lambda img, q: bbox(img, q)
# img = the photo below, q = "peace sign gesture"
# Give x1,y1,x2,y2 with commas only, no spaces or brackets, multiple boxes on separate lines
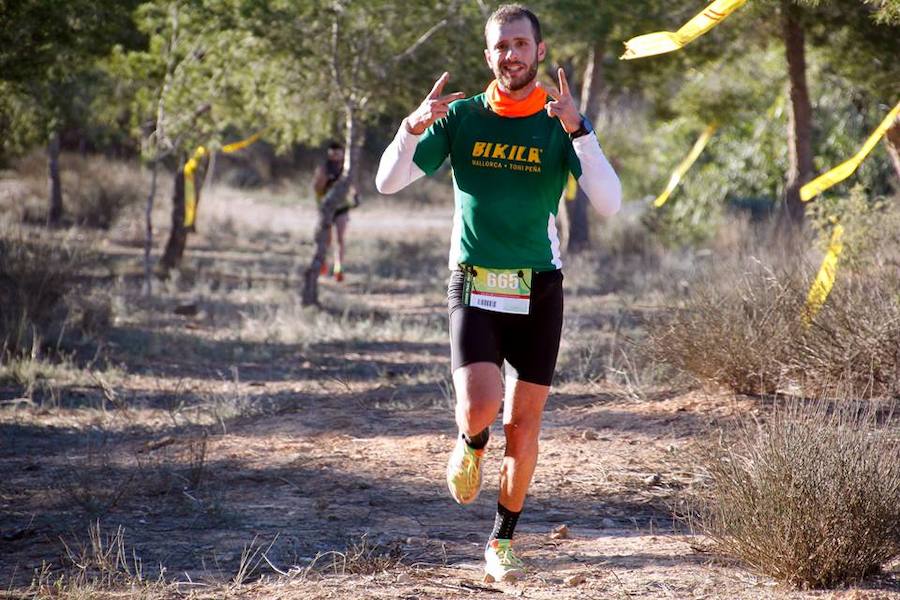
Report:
404,72,466,135
536,67,583,134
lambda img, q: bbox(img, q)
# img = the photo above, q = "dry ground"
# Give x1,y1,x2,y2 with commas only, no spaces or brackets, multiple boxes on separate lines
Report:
1,181,898,599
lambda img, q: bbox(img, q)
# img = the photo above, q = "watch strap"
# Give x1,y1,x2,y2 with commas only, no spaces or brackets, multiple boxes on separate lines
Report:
569,116,593,140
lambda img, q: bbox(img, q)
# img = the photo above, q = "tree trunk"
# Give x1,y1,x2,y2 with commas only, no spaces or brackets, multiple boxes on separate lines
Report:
302,105,359,306
564,45,605,255
199,150,218,225
47,131,63,226
885,119,900,184
143,158,159,297
580,43,605,124
159,165,188,274
781,2,813,229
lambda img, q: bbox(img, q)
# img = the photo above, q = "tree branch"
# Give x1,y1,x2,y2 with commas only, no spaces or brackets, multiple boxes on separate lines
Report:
390,0,462,65
390,17,450,64
329,15,352,105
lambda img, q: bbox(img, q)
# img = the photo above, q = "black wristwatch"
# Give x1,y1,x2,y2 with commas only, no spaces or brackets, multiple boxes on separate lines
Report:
568,116,593,140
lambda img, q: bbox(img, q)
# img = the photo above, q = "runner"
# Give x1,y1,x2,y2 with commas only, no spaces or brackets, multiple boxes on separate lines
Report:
375,4,621,582
313,142,358,282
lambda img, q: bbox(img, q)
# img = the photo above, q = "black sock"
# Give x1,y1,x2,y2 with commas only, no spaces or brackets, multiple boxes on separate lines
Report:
462,427,490,450
489,502,521,541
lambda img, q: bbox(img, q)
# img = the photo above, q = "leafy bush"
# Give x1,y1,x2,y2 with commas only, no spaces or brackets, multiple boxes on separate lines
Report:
702,399,900,589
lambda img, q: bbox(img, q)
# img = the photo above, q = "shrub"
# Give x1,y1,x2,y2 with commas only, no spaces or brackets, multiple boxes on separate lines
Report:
13,152,145,228
647,200,900,399
66,156,146,229
645,256,808,395
796,268,900,397
702,399,900,589
0,225,98,354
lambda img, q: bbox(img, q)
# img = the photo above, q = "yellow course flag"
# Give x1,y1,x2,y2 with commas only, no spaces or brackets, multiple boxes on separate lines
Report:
182,132,263,228
654,123,717,208
802,223,844,326
801,101,900,201
183,146,207,229
621,0,748,60
222,131,262,154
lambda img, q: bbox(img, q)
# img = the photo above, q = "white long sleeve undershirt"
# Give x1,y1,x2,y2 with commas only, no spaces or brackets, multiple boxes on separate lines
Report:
375,123,622,217
571,131,622,216
375,124,426,194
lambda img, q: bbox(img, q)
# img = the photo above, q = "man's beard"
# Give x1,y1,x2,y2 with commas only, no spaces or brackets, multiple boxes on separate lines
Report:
496,53,539,92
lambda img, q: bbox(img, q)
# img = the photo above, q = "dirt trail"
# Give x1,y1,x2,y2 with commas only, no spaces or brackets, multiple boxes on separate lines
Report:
2,197,898,599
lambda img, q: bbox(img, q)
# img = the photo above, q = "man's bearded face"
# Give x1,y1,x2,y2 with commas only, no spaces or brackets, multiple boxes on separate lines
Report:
485,18,544,92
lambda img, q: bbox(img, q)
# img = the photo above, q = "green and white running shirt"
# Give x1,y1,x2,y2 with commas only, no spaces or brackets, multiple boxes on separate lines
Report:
376,92,621,271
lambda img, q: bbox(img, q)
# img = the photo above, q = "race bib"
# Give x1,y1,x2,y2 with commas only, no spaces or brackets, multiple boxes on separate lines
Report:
463,266,532,315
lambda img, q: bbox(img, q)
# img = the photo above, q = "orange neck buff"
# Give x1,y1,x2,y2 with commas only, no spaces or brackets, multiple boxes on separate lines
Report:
485,79,547,118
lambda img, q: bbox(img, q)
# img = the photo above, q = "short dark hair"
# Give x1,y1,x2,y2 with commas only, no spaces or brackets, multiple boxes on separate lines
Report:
327,141,343,151
485,4,542,45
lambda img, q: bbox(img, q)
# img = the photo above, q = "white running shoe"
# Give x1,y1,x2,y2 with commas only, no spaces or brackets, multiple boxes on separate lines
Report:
483,538,525,583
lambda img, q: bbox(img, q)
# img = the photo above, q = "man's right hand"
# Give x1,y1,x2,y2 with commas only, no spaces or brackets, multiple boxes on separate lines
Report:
404,72,465,135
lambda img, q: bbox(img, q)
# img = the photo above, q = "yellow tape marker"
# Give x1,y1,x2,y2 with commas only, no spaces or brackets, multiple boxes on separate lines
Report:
183,146,207,229
802,223,844,326
801,101,900,201
222,131,262,154
654,123,717,208
182,132,263,228
621,0,748,60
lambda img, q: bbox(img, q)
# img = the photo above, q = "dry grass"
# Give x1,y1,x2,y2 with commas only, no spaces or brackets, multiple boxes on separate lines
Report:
0,225,93,355
314,535,405,577
11,152,146,229
645,256,807,395
24,523,167,599
7,161,900,599
646,205,900,399
794,268,900,397
21,528,402,599
701,397,900,589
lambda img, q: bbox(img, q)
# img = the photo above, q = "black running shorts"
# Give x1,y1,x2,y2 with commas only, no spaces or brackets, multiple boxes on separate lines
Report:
447,268,564,387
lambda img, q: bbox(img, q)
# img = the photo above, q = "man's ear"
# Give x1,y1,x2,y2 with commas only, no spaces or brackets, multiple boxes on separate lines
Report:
537,41,547,62
484,48,491,69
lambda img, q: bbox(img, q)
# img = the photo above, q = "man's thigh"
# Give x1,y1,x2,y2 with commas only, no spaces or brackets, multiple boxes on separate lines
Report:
503,270,564,387
448,270,505,372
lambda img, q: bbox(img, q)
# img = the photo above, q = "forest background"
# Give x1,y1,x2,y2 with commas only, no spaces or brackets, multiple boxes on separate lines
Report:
2,1,900,598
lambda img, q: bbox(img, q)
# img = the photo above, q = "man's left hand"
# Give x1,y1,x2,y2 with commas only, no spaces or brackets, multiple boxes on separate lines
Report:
537,68,582,134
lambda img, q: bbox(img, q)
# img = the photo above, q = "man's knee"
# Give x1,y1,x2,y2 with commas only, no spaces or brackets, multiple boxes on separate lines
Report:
453,362,502,428
457,398,498,427
503,417,542,445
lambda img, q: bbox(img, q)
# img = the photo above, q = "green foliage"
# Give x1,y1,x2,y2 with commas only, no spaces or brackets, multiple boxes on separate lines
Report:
0,83,42,163
0,0,144,160
214,0,488,145
807,185,900,267
631,11,896,244
0,0,897,213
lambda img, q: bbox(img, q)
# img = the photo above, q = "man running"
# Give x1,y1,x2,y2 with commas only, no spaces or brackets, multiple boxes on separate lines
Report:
313,142,357,282
375,4,621,582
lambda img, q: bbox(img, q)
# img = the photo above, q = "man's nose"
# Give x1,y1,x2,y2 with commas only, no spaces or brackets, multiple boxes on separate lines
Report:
503,47,521,62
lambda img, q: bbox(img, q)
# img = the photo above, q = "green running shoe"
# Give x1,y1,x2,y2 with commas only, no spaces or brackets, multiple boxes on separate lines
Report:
446,434,484,504
483,538,525,583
